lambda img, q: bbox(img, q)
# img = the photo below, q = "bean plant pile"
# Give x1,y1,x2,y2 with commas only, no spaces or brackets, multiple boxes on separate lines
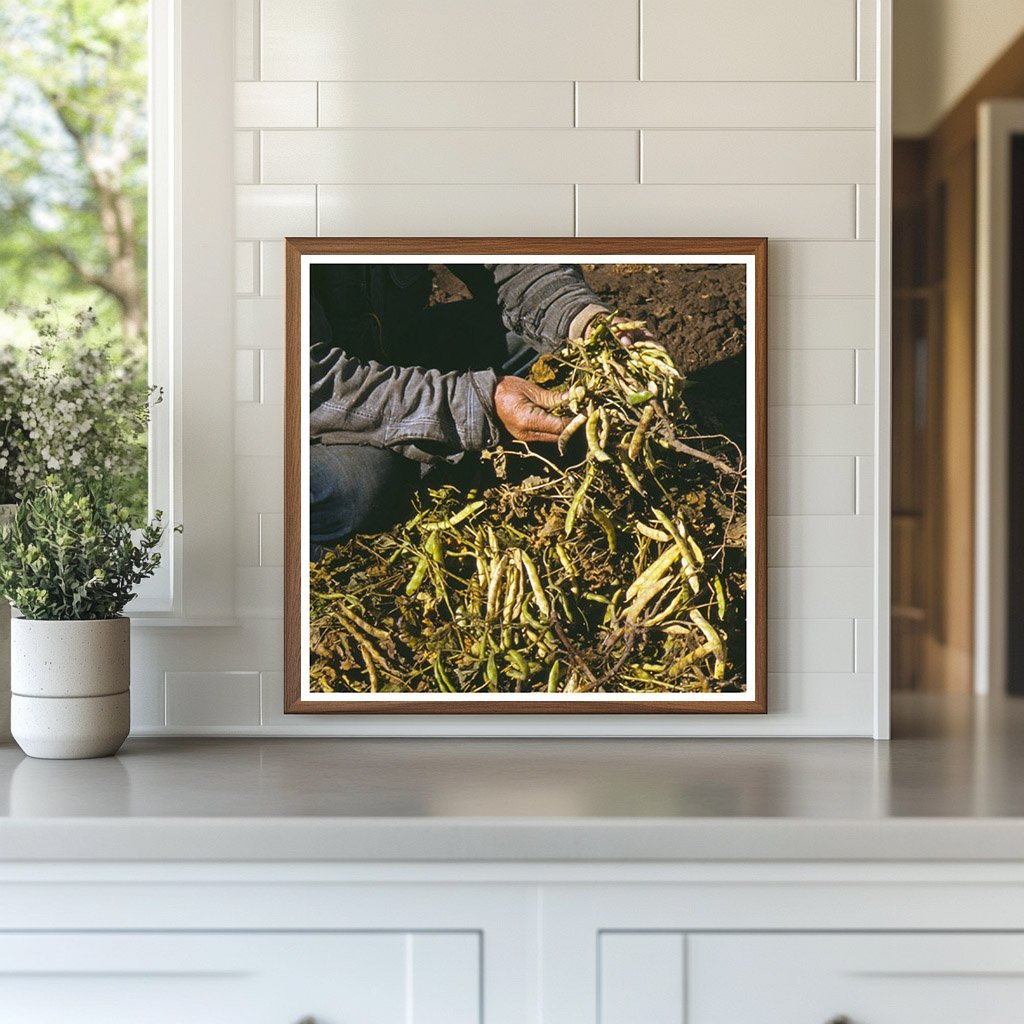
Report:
309,317,747,695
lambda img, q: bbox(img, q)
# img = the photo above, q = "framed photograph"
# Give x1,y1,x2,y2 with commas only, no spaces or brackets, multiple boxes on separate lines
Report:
285,238,766,714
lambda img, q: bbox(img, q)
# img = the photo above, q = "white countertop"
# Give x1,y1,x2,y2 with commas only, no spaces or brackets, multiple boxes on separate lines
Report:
1,693,1023,862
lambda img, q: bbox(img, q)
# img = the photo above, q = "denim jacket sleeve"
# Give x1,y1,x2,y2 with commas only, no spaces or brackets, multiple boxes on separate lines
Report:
486,264,608,353
309,344,500,465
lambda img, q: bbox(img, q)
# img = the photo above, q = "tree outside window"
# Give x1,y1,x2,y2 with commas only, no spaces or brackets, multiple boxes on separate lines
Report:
0,0,149,517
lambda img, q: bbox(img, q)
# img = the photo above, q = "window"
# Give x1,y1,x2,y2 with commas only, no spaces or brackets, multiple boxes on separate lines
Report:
2,0,237,621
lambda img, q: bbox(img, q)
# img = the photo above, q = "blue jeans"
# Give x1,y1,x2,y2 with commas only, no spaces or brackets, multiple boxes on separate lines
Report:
309,316,536,560
310,443,418,557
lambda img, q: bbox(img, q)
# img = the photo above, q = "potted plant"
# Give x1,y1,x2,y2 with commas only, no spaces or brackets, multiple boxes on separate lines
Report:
0,302,155,745
0,343,26,743
0,480,169,758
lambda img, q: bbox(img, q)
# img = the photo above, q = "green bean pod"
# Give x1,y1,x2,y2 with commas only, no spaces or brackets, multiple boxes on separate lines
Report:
689,608,727,680
547,660,564,692
485,552,508,623
557,412,588,454
564,465,595,536
628,404,655,461
620,461,645,496
520,551,551,619
433,658,456,693
421,499,485,531
405,554,430,596
586,409,612,463
593,508,617,553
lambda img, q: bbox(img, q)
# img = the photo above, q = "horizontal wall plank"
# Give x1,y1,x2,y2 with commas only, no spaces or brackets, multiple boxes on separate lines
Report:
235,349,258,403
260,349,285,405
235,241,255,294
578,82,874,129
261,0,638,81
770,297,875,348
234,131,256,184
856,182,876,238
768,515,873,567
165,672,262,727
235,298,285,350
767,457,855,515
261,130,638,184
319,82,574,128
235,456,283,513
856,348,874,403
235,404,284,458
259,513,285,567
856,455,875,514
770,405,874,455
260,240,285,298
769,350,856,405
768,241,874,296
858,0,877,81
768,619,855,673
763,672,874,730
855,618,873,673
643,130,874,185
236,185,316,237
235,566,284,618
235,0,256,81
318,184,575,235
577,184,855,238
642,0,857,82
235,82,317,128
236,511,260,567
769,567,873,619
256,669,873,733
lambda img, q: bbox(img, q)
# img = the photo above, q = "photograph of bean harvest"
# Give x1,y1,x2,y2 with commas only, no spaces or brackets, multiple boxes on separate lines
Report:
284,239,766,714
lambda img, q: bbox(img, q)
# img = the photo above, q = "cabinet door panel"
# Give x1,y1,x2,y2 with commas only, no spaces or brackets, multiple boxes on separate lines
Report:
0,932,480,1024
599,933,685,1024
689,934,1024,1024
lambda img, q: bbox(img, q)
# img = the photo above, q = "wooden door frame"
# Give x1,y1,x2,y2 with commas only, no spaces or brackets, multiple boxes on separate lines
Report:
975,100,1024,695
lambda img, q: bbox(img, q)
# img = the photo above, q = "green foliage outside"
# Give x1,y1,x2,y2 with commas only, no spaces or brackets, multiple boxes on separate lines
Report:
0,477,168,620
0,0,149,515
0,303,156,517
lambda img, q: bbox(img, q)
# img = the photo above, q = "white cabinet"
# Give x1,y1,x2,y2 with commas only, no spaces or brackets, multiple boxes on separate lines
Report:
594,933,1024,1024
540,870,1024,1023
0,932,480,1024
4,863,1024,1023
689,934,1024,1024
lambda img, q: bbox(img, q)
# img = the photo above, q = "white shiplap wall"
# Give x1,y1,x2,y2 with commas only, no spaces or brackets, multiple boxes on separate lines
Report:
132,0,885,737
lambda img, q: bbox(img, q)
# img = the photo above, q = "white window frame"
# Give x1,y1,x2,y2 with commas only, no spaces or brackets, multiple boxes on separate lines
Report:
974,100,1024,696
128,0,236,624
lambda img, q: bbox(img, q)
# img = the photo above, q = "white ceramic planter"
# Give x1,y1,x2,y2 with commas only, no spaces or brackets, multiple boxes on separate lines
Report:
10,617,130,759
0,502,15,744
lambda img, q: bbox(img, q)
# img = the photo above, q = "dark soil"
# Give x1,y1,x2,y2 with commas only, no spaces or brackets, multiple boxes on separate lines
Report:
580,263,746,374
581,263,747,446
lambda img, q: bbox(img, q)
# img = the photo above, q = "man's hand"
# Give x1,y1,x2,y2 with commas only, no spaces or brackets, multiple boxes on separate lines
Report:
494,377,569,443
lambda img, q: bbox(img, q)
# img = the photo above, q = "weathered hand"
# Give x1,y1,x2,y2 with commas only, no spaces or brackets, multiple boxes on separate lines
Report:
494,376,569,443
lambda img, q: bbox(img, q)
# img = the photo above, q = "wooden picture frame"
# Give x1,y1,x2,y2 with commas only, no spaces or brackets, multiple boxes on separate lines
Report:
285,238,767,714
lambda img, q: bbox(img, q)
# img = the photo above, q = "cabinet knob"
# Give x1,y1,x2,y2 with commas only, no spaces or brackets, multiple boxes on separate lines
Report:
826,1017,854,1024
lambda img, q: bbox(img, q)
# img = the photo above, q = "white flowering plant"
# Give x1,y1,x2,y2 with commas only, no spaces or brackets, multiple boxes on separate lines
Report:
0,303,156,519
0,478,171,620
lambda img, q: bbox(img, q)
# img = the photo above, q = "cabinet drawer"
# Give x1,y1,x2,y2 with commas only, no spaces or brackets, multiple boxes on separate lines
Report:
0,932,480,1024
688,933,1024,1024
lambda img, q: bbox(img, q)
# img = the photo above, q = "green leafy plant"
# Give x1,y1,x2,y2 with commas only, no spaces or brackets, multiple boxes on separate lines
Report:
0,302,155,516
0,478,172,620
